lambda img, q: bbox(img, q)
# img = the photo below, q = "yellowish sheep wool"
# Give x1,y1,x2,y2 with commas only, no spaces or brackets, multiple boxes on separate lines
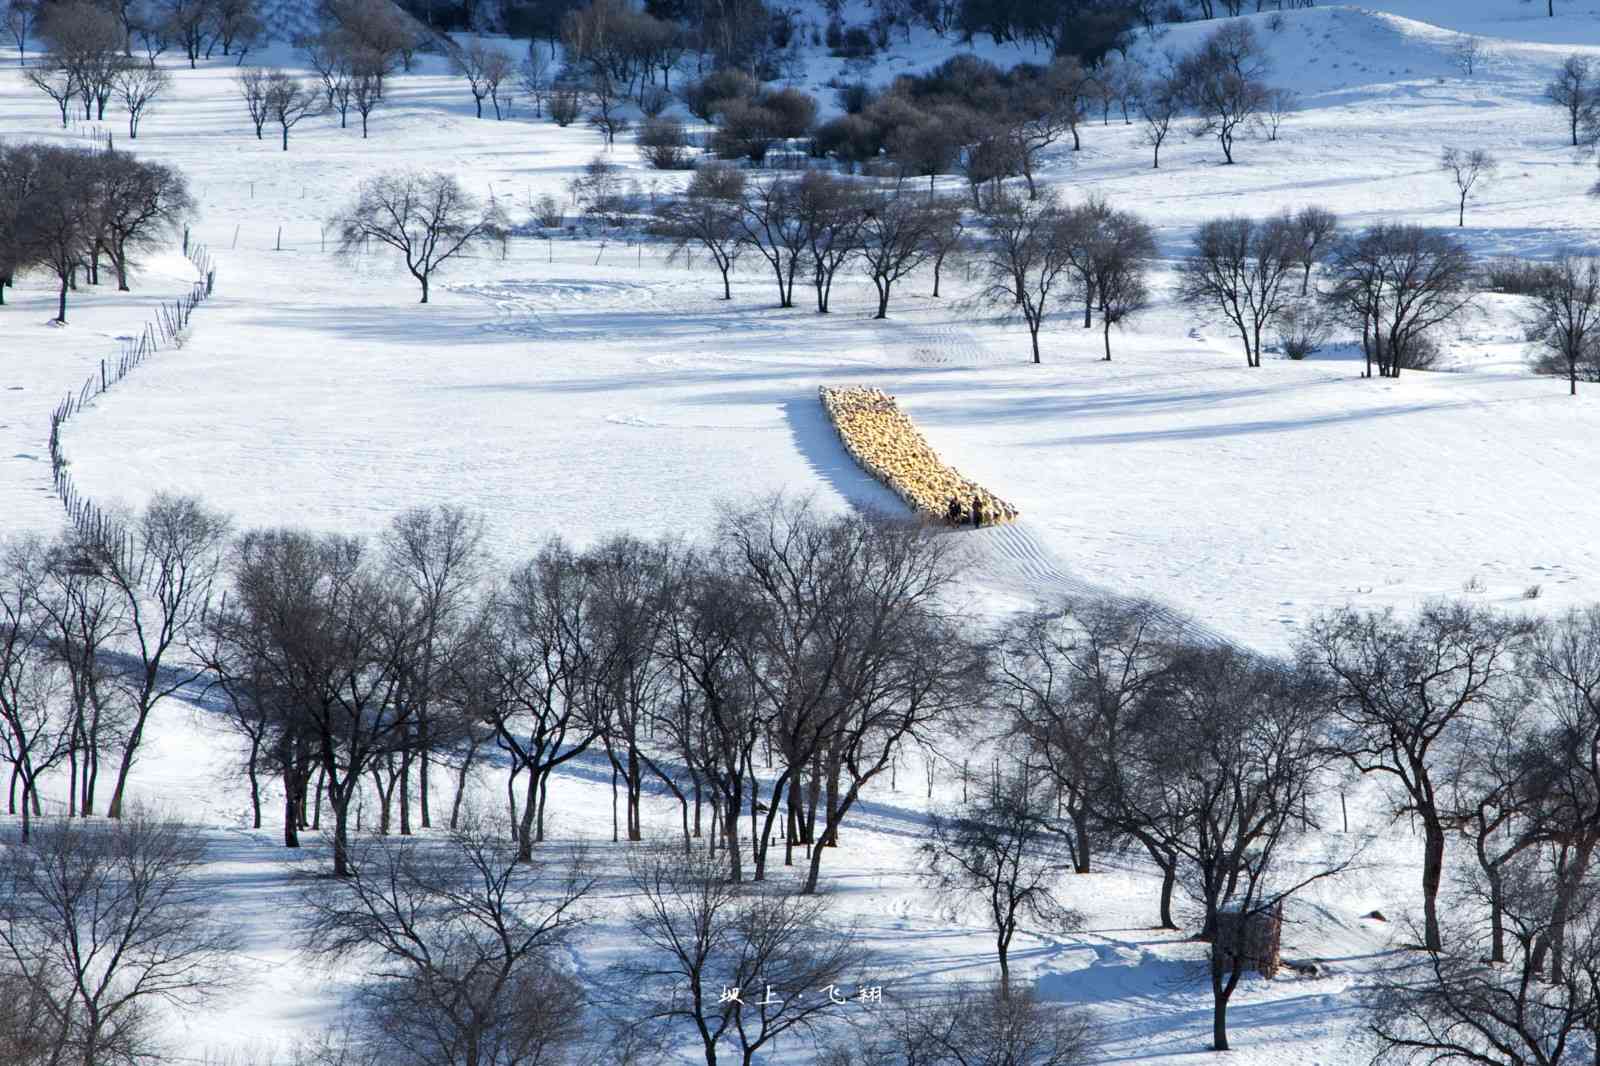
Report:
818,386,1018,526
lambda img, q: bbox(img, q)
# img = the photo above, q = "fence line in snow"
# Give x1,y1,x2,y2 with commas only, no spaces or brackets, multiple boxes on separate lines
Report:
47,244,218,559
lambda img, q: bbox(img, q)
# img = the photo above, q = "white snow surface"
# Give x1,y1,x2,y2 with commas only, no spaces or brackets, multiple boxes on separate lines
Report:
3,1,1600,1061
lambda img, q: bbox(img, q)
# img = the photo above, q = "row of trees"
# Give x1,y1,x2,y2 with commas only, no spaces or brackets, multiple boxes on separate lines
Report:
0,806,1094,1066
444,16,1284,188
15,488,1600,1060
324,160,1598,392
0,142,192,320
1175,207,1482,377
685,22,1287,185
952,593,1600,1056
21,0,175,135
1178,207,1600,391
654,163,964,315
0,496,227,836
656,165,1153,364
0,496,977,895
6,0,265,71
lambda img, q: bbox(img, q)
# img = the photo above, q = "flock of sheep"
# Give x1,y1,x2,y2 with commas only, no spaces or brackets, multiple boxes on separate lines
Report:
818,386,1019,527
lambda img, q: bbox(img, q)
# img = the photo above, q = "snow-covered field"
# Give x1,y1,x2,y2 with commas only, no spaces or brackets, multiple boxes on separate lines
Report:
6,0,1600,1061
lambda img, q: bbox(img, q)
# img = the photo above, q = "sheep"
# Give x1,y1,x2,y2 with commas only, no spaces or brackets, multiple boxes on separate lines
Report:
818,386,1019,526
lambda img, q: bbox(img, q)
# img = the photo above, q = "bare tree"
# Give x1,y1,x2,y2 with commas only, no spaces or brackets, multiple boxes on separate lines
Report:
460,539,602,861
1177,21,1270,164
38,1,120,120
1452,35,1487,77
31,534,126,823
1547,54,1598,147
980,190,1074,364
657,548,766,880
857,188,940,319
636,116,691,169
262,69,323,150
218,527,416,877
613,843,867,1066
212,0,262,60
1004,64,1082,199
717,496,971,893
300,29,353,116
518,42,550,116
131,12,167,66
25,64,77,127
926,199,965,299
330,170,506,303
1369,874,1600,1066
301,821,594,1066
157,0,212,68
1323,223,1476,378
1177,212,1301,367
736,176,810,308
236,66,270,139
585,69,629,146
956,114,1022,208
1528,254,1600,395
1291,204,1339,295
5,0,37,64
0,814,236,1066
1087,206,1156,361
452,39,513,119
922,772,1082,1000
1146,646,1341,1051
655,162,746,301
323,0,417,73
796,170,867,314
80,495,230,820
1441,146,1495,227
13,145,101,323
1257,86,1295,141
1138,69,1184,169
1301,602,1527,953
0,537,67,842
349,53,386,138
94,153,193,291
1005,598,1197,929
111,60,168,139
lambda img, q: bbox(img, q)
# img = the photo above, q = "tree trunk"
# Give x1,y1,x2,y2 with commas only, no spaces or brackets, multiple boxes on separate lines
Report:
247,734,262,829
418,751,431,829
517,769,539,862
1073,806,1092,872
997,931,1011,1000
107,703,157,819
1421,818,1445,952
330,787,353,877
1211,967,1231,1050
283,770,301,848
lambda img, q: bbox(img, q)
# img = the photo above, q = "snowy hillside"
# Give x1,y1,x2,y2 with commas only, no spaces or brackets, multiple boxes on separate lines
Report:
5,0,1600,1063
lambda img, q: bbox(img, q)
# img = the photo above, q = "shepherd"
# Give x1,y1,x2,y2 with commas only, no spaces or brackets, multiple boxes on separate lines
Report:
971,495,985,529
946,496,963,526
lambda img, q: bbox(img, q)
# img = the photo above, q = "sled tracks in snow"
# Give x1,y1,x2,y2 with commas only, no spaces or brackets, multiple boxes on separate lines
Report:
868,307,1239,647
965,521,1235,646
